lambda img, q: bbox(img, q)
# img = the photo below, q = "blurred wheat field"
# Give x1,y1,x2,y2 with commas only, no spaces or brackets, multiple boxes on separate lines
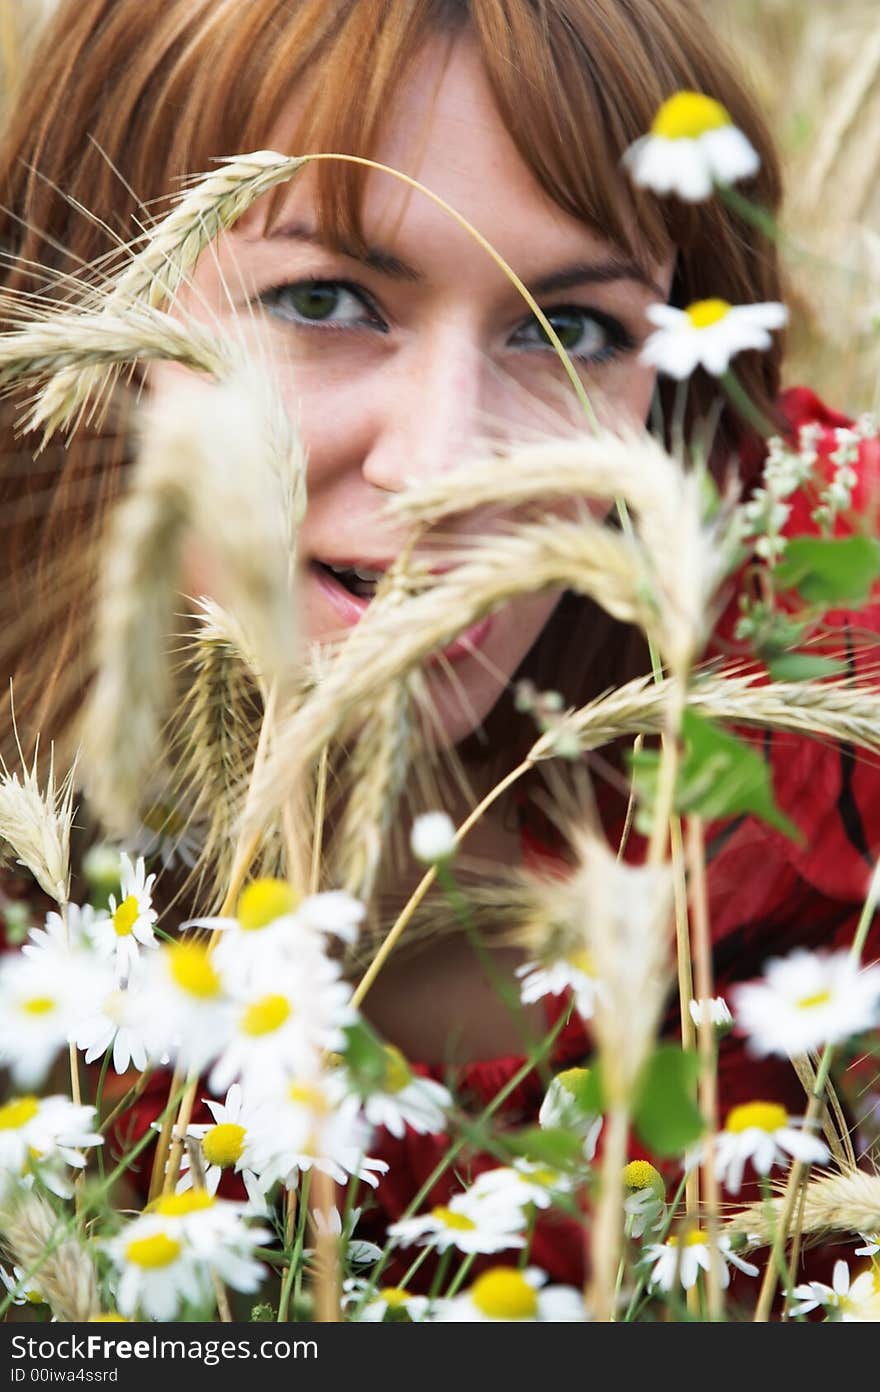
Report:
1,0,879,410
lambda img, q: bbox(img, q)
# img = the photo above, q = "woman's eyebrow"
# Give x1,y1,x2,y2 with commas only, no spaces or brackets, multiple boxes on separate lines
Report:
265,220,663,298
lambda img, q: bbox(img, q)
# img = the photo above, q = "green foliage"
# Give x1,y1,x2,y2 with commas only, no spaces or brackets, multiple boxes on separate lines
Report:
773,535,880,607
507,1126,586,1170
765,652,847,682
629,708,801,840
632,1046,704,1158
341,1019,390,1093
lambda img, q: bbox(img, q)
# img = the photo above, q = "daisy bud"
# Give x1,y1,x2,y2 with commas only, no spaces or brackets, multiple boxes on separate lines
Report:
410,812,457,865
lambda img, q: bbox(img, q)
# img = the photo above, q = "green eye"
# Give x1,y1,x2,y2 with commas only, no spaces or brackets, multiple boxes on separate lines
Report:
259,279,385,330
288,283,344,321
512,306,632,365
538,310,606,354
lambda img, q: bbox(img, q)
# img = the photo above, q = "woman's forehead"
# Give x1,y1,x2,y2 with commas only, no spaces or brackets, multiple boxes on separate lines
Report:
241,34,672,291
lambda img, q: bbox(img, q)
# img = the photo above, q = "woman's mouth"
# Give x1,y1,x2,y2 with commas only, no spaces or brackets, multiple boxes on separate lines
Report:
309,558,493,662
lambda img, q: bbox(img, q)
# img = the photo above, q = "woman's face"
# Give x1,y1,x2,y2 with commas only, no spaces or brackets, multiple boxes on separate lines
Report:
154,35,674,745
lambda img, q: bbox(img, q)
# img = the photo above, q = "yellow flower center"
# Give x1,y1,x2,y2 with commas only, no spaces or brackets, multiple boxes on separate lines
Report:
168,942,221,999
725,1101,788,1134
90,1314,127,1322
152,1190,215,1218
669,1230,708,1248
22,996,56,1016
242,993,291,1037
202,1122,246,1169
112,895,140,937
380,1287,411,1309
125,1233,181,1270
471,1268,538,1320
564,948,595,976
556,1066,590,1096
651,92,732,141
528,1167,560,1188
382,1045,413,1094
236,879,299,932
0,1097,40,1131
623,1160,666,1198
685,298,731,330
24,1288,45,1306
288,1082,330,1114
796,990,832,1011
430,1206,476,1232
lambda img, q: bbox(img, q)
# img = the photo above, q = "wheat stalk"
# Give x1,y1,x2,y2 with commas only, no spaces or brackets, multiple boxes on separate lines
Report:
30,152,310,437
0,1192,99,1322
0,740,75,903
727,1166,880,1244
81,363,303,839
0,304,236,439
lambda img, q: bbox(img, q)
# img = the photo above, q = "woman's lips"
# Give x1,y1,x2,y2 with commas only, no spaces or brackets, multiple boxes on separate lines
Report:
310,561,493,663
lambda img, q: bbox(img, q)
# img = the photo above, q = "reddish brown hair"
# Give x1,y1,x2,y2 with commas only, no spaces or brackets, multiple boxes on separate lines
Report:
0,0,783,782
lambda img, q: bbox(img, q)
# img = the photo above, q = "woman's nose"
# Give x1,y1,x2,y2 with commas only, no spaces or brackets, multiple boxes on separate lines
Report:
359,326,486,495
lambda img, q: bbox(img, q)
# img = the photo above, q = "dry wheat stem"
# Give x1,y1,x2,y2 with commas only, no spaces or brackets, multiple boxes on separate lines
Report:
727,1167,880,1244
686,813,725,1318
79,432,190,838
0,1191,98,1322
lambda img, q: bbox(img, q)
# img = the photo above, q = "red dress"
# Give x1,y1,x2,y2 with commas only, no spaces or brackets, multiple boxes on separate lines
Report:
10,388,880,1298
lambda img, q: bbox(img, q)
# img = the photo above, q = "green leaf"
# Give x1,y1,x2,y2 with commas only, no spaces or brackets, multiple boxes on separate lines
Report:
774,535,880,607
633,1045,704,1158
341,1020,389,1092
506,1127,586,1170
629,709,802,841
766,653,847,682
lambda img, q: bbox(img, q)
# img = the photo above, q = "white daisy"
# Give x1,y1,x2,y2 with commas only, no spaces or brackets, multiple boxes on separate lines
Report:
641,298,788,380
0,950,108,1087
517,950,601,1022
244,1078,388,1191
74,978,156,1075
90,853,158,981
307,1207,383,1267
731,948,880,1057
387,1189,526,1256
105,1218,213,1321
22,902,103,960
469,1159,577,1212
538,1067,602,1158
357,1045,451,1139
0,1095,102,1200
132,939,233,1076
855,1234,880,1257
432,1266,585,1322
106,1192,272,1321
185,878,305,984
790,1260,880,1321
296,890,366,948
0,1264,47,1308
208,958,354,1096
342,1277,431,1322
177,1085,269,1213
410,812,457,864
689,996,733,1032
622,90,760,202
703,1100,829,1195
644,1230,759,1292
